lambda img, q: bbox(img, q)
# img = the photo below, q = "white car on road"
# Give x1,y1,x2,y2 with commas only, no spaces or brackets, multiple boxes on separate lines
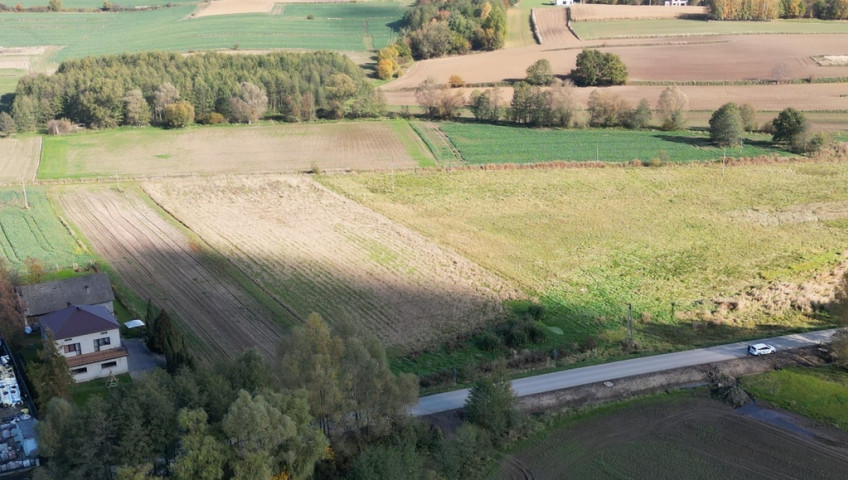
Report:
747,343,776,356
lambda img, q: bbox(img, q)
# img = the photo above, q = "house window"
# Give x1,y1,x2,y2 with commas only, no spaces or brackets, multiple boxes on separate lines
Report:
71,367,87,375
101,361,117,369
64,343,80,355
94,337,111,351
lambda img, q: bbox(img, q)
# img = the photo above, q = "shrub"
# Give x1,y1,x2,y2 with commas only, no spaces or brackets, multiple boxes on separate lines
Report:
164,101,194,128
709,102,744,147
476,331,503,352
448,74,465,88
197,112,226,125
0,112,15,137
46,118,75,135
525,323,547,344
306,13,314,19
772,107,809,153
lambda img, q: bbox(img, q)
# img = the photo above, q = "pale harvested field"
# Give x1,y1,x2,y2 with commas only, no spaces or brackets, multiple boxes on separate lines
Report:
533,8,579,46
384,82,848,114
0,137,40,183
569,4,708,21
55,187,286,361
193,0,358,17
0,46,47,70
143,175,519,349
49,122,426,177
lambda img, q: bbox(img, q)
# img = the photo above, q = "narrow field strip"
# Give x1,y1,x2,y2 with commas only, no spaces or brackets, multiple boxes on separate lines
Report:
0,137,41,184
143,175,520,349
55,187,286,362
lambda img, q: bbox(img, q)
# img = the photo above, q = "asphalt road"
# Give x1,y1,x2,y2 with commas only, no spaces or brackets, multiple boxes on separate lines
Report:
411,329,838,416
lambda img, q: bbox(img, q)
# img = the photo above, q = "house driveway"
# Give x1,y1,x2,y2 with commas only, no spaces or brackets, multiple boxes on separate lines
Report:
124,338,164,380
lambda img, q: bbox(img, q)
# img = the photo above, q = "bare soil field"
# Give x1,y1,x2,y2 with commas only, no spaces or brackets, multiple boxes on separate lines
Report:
384,82,848,114
142,175,520,349
532,8,579,46
55,187,287,362
43,122,428,178
0,137,40,184
569,4,708,21
0,46,48,70
383,34,848,90
492,393,848,479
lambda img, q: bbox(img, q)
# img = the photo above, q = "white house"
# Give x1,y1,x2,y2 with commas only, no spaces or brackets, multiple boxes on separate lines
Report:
555,0,574,5
39,305,128,383
664,0,688,5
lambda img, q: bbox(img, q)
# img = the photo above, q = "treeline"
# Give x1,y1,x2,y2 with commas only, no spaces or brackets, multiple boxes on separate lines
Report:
401,0,512,59
708,0,848,19
33,314,426,480
9,51,383,131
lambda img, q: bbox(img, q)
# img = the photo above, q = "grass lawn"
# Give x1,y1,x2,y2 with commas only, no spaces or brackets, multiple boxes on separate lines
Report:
0,3,405,62
740,366,848,430
0,68,24,97
571,18,848,40
439,122,790,164
322,162,848,368
506,0,548,48
70,372,132,406
14,0,196,7
0,188,93,272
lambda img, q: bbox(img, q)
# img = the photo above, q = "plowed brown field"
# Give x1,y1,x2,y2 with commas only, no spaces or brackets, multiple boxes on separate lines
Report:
55,187,286,362
0,137,40,184
569,4,708,21
533,8,578,46
143,175,520,349
381,34,848,113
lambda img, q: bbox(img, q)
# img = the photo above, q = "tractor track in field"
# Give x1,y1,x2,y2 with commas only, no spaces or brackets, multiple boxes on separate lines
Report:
55,187,285,362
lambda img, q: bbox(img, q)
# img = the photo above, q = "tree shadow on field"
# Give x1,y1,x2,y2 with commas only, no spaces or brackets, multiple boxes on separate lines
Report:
653,133,778,152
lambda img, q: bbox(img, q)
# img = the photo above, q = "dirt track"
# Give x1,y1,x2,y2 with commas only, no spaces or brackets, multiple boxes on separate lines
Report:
55,187,286,362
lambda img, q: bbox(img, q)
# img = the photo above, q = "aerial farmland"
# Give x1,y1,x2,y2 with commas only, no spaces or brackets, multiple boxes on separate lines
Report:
2,0,848,477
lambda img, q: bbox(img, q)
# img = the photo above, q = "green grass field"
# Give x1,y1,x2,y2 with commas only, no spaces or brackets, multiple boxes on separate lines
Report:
13,0,196,8
0,188,93,271
0,68,24,97
741,366,848,430
506,0,547,47
571,18,848,40
322,162,848,359
0,4,404,62
439,122,790,164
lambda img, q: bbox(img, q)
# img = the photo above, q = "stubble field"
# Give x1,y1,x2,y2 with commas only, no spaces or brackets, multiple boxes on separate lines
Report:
55,187,290,361
142,175,519,349
0,137,40,183
568,4,708,21
39,121,432,179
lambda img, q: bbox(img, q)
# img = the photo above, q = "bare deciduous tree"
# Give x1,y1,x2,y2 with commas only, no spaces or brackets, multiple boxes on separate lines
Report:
229,82,268,124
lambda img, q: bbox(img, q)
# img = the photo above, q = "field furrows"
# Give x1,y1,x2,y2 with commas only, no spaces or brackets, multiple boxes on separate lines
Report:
55,188,285,361
532,8,578,46
143,175,520,348
0,137,40,184
569,4,708,21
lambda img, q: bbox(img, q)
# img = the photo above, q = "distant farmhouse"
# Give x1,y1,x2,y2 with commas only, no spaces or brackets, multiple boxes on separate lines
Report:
555,0,574,5
16,274,129,383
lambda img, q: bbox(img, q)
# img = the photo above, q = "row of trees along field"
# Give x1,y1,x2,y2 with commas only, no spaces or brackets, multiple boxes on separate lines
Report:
707,0,848,19
7,51,384,131
402,0,511,59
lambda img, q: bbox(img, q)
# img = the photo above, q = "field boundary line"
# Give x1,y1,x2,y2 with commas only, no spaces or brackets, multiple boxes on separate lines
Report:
530,9,542,45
